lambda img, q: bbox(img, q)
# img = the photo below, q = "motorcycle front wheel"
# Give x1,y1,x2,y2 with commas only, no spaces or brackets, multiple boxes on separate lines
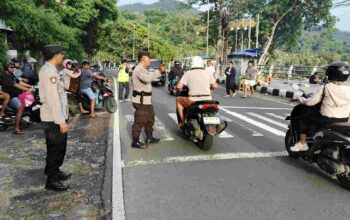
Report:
104,97,117,113
337,173,350,190
198,133,213,151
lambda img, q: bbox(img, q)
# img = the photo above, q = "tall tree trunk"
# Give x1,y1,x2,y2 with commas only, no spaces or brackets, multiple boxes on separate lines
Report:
215,1,223,76
258,0,299,65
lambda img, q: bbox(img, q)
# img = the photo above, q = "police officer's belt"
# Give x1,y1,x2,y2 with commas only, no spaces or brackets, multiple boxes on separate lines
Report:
133,90,152,105
190,94,211,97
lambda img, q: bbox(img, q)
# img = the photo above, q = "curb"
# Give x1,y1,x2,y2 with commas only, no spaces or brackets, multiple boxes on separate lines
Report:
256,86,302,100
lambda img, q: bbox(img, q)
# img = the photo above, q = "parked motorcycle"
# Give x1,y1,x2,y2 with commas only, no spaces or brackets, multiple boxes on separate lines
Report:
285,84,350,189
80,76,117,113
175,89,227,150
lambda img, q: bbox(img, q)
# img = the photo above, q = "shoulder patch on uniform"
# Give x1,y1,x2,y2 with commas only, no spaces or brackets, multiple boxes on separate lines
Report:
50,76,57,84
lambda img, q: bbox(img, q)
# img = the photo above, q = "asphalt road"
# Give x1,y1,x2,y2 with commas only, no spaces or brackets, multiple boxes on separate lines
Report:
112,75,350,220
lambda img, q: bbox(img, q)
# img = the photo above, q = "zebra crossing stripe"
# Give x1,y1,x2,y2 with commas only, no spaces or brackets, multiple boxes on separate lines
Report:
220,108,286,137
265,113,287,120
217,113,233,122
167,113,234,139
247,112,288,129
124,114,174,141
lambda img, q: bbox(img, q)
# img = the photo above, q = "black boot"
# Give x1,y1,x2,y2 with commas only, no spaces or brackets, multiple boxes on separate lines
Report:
56,171,72,181
45,177,69,191
131,138,147,149
146,134,160,145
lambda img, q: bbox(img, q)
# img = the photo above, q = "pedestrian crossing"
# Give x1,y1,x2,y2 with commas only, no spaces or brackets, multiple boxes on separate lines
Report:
123,109,291,141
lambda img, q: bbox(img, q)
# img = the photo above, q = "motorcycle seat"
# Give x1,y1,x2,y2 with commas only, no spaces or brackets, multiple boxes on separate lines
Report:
192,100,219,105
324,122,350,135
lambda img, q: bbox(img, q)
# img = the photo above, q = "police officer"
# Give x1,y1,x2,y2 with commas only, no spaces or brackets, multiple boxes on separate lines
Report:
39,45,71,191
117,59,131,102
131,51,166,149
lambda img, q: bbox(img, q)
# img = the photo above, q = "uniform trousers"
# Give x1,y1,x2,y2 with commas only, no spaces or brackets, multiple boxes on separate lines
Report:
132,103,155,139
43,122,68,179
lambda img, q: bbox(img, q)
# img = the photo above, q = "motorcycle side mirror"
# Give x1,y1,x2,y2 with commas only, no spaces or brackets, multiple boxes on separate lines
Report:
292,84,299,90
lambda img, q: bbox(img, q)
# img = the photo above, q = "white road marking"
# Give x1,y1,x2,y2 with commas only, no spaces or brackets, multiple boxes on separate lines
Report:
247,112,288,129
112,78,126,220
122,151,289,168
217,113,233,122
236,122,264,137
220,108,286,137
255,95,295,107
168,113,234,138
125,114,175,141
265,113,287,120
220,106,292,110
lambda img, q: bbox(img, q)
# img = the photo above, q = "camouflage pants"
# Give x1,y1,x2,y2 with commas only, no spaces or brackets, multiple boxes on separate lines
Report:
132,103,155,139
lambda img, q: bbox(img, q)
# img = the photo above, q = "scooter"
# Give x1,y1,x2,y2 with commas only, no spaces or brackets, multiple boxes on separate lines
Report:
80,76,117,113
285,84,350,189
175,89,227,150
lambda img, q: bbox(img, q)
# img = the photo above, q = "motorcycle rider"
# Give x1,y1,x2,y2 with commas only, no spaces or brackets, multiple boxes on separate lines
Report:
176,56,218,128
80,61,107,118
290,61,350,152
0,62,34,134
168,60,184,90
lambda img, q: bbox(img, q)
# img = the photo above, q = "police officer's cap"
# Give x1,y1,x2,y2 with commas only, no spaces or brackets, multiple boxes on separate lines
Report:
42,44,63,61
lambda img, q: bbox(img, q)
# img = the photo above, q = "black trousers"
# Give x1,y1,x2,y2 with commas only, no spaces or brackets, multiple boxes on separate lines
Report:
43,122,68,179
118,82,130,100
132,103,155,140
226,76,236,95
299,112,348,136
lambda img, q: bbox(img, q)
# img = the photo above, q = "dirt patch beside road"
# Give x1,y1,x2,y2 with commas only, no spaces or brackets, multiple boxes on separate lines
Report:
0,111,112,219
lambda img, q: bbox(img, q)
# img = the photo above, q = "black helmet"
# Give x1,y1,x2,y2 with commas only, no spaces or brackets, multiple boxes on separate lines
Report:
326,61,350,82
3,62,15,71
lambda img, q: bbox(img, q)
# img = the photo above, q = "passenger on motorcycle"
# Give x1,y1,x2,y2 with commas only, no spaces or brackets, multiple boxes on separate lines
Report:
0,62,34,134
80,61,107,118
290,61,350,152
176,56,218,128
168,60,184,90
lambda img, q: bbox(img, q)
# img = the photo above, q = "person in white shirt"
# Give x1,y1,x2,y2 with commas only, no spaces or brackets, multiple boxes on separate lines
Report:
205,60,216,79
291,61,350,152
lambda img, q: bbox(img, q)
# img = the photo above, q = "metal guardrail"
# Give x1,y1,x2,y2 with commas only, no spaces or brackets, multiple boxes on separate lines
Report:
256,65,326,80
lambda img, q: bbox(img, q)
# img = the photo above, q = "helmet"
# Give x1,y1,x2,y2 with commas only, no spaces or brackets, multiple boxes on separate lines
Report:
174,60,181,65
326,61,350,82
63,59,73,68
191,56,204,69
3,62,15,71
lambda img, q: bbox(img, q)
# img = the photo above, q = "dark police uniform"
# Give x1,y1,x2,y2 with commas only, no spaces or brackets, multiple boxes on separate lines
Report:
131,64,161,144
39,62,69,182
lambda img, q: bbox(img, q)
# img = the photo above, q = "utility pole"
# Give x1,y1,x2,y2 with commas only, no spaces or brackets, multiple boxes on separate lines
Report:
132,27,136,60
147,20,150,51
235,28,238,52
206,0,210,56
256,14,260,48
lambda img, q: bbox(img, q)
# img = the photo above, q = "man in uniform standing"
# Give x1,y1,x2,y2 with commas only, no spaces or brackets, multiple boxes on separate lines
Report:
131,51,166,149
39,45,70,191
117,59,131,102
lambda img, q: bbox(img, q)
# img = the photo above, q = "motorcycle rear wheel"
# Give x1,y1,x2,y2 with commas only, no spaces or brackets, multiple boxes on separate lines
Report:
0,123,8,131
104,97,117,113
285,129,299,159
198,133,213,151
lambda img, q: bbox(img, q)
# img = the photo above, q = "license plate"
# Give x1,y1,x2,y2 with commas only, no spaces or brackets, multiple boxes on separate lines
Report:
203,117,221,125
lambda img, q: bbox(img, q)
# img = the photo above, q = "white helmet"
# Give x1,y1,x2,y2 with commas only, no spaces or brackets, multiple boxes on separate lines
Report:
191,56,204,69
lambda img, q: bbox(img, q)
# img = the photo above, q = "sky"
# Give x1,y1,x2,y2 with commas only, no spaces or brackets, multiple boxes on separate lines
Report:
118,0,350,32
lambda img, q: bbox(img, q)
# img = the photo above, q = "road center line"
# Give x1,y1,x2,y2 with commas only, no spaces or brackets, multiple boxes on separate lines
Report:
122,151,289,168
112,78,126,220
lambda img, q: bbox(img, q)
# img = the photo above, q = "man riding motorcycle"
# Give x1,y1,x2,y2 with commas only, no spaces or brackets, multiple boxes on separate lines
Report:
290,61,350,152
176,56,218,128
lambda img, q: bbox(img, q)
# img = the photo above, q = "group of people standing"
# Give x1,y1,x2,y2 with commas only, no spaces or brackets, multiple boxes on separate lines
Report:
224,60,258,98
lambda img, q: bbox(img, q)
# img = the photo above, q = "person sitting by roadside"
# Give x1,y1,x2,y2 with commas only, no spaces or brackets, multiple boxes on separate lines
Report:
0,62,34,134
60,59,88,114
242,61,258,98
80,61,107,118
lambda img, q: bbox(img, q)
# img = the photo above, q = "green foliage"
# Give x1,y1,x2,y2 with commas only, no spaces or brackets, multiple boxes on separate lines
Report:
0,0,118,61
0,33,7,70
